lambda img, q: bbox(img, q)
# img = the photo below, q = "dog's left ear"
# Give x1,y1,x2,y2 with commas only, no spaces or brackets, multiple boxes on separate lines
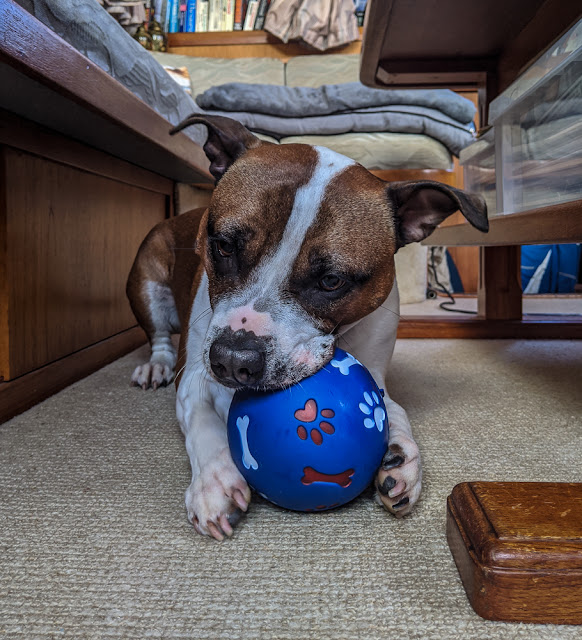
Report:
170,114,262,183
386,180,488,247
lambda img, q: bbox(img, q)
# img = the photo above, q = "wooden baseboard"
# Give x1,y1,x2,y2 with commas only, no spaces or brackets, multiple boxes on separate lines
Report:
2,316,578,423
397,316,582,339
0,327,147,424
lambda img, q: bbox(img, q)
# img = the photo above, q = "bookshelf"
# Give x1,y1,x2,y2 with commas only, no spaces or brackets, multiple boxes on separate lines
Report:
167,28,363,58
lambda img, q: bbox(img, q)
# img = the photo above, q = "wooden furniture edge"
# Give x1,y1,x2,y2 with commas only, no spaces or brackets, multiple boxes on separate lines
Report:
496,0,582,95
0,110,174,196
397,316,582,339
370,168,456,184
375,62,489,91
423,199,582,247
0,327,147,424
359,0,392,87
0,0,212,184
0,149,7,379
168,27,363,47
446,482,582,625
360,0,582,96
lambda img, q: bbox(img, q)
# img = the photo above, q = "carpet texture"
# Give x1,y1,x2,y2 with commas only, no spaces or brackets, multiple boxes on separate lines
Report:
1,340,581,639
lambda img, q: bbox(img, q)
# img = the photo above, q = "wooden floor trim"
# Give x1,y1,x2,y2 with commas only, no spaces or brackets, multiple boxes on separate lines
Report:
0,327,147,424
397,316,582,339
2,317,578,423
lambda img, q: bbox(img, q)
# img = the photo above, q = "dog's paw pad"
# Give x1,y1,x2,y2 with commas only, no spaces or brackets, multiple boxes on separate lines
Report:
374,439,421,517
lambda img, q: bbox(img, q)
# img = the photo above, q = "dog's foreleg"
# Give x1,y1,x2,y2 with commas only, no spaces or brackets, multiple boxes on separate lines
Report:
374,396,422,517
337,284,422,517
176,365,251,541
129,281,179,389
126,223,181,390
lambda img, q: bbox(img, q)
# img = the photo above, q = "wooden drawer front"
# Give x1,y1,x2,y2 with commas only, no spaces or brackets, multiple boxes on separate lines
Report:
1,147,166,380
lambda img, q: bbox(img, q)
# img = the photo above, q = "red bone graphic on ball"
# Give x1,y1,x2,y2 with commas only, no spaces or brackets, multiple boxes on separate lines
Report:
301,467,355,488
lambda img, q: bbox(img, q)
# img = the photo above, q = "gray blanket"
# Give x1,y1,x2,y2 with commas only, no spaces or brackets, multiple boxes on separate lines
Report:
196,83,476,155
197,82,476,123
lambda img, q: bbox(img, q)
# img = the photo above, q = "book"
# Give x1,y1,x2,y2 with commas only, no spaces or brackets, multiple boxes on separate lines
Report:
225,0,235,31
243,0,258,30
167,0,180,33
233,0,247,30
253,0,269,30
178,2,188,31
186,0,197,32
208,0,222,31
196,0,209,31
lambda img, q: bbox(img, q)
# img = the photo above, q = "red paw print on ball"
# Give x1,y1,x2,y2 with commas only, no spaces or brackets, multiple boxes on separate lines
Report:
295,399,335,445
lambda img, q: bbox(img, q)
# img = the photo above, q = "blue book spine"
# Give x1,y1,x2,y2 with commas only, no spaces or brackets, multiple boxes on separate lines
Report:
186,0,197,32
168,0,180,33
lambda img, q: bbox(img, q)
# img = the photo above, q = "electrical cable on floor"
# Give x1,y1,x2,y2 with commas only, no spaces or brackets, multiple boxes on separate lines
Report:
428,247,477,315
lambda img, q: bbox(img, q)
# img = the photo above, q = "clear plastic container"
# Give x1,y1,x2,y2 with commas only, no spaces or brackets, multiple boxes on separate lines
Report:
487,18,582,215
459,132,497,215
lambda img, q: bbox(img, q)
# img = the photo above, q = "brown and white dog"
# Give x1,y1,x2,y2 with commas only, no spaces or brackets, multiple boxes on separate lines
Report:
127,115,488,540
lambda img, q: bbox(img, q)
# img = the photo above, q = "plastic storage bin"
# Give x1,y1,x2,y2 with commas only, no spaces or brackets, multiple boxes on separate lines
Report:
487,18,582,215
459,133,497,215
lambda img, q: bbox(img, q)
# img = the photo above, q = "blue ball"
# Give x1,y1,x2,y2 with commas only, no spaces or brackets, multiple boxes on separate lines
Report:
227,348,389,512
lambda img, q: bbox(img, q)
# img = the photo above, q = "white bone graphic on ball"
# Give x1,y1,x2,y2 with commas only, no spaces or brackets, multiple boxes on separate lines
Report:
236,415,258,470
330,353,361,376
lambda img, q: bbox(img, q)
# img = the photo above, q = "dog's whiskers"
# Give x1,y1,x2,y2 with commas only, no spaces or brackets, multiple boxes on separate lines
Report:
188,306,212,329
174,362,188,381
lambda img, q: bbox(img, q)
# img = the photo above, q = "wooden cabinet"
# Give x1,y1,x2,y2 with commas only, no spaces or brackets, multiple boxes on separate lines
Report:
0,0,214,422
1,140,168,381
0,114,173,420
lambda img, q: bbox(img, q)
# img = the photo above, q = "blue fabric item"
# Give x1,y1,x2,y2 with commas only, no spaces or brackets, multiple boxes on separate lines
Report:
521,244,581,293
446,250,464,293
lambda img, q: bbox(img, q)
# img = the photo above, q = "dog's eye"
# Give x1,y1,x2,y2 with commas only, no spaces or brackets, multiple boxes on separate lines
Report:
319,274,346,292
215,239,235,258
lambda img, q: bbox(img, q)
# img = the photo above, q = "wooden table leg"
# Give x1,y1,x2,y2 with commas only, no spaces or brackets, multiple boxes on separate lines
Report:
477,246,522,320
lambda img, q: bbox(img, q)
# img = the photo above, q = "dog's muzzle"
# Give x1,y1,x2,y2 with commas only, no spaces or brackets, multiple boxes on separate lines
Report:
209,328,266,388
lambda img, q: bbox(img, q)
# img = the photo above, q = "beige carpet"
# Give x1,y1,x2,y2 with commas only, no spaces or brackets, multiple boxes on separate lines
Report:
1,340,581,639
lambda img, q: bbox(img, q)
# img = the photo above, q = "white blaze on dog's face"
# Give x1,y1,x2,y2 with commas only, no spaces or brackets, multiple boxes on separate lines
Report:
198,143,399,389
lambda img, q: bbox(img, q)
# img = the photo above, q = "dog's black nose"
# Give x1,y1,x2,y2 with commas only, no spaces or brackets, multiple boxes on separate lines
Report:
209,331,265,387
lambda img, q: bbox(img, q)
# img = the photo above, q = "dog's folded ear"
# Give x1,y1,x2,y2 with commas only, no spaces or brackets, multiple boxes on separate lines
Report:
170,114,262,183
385,180,489,248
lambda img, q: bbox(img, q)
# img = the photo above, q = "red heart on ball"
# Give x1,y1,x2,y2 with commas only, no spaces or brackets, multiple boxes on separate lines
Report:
294,398,317,422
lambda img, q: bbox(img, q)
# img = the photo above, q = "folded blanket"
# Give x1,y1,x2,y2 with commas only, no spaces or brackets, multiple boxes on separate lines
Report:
196,82,476,124
200,104,476,156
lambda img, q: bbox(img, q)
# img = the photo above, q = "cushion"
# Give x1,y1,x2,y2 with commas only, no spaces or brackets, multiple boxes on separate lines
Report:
285,54,360,87
149,53,285,95
280,132,452,170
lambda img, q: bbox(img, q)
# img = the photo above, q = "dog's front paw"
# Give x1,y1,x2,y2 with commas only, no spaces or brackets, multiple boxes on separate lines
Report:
131,361,174,390
374,437,422,517
185,449,252,541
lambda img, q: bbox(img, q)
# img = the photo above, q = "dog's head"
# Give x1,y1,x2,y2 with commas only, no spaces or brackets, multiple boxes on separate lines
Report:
172,115,488,390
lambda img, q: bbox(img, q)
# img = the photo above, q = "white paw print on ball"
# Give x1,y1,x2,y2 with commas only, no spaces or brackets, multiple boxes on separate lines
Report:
359,391,386,432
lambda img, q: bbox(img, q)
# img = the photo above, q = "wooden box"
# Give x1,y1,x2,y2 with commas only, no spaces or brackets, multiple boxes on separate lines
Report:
446,482,582,624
